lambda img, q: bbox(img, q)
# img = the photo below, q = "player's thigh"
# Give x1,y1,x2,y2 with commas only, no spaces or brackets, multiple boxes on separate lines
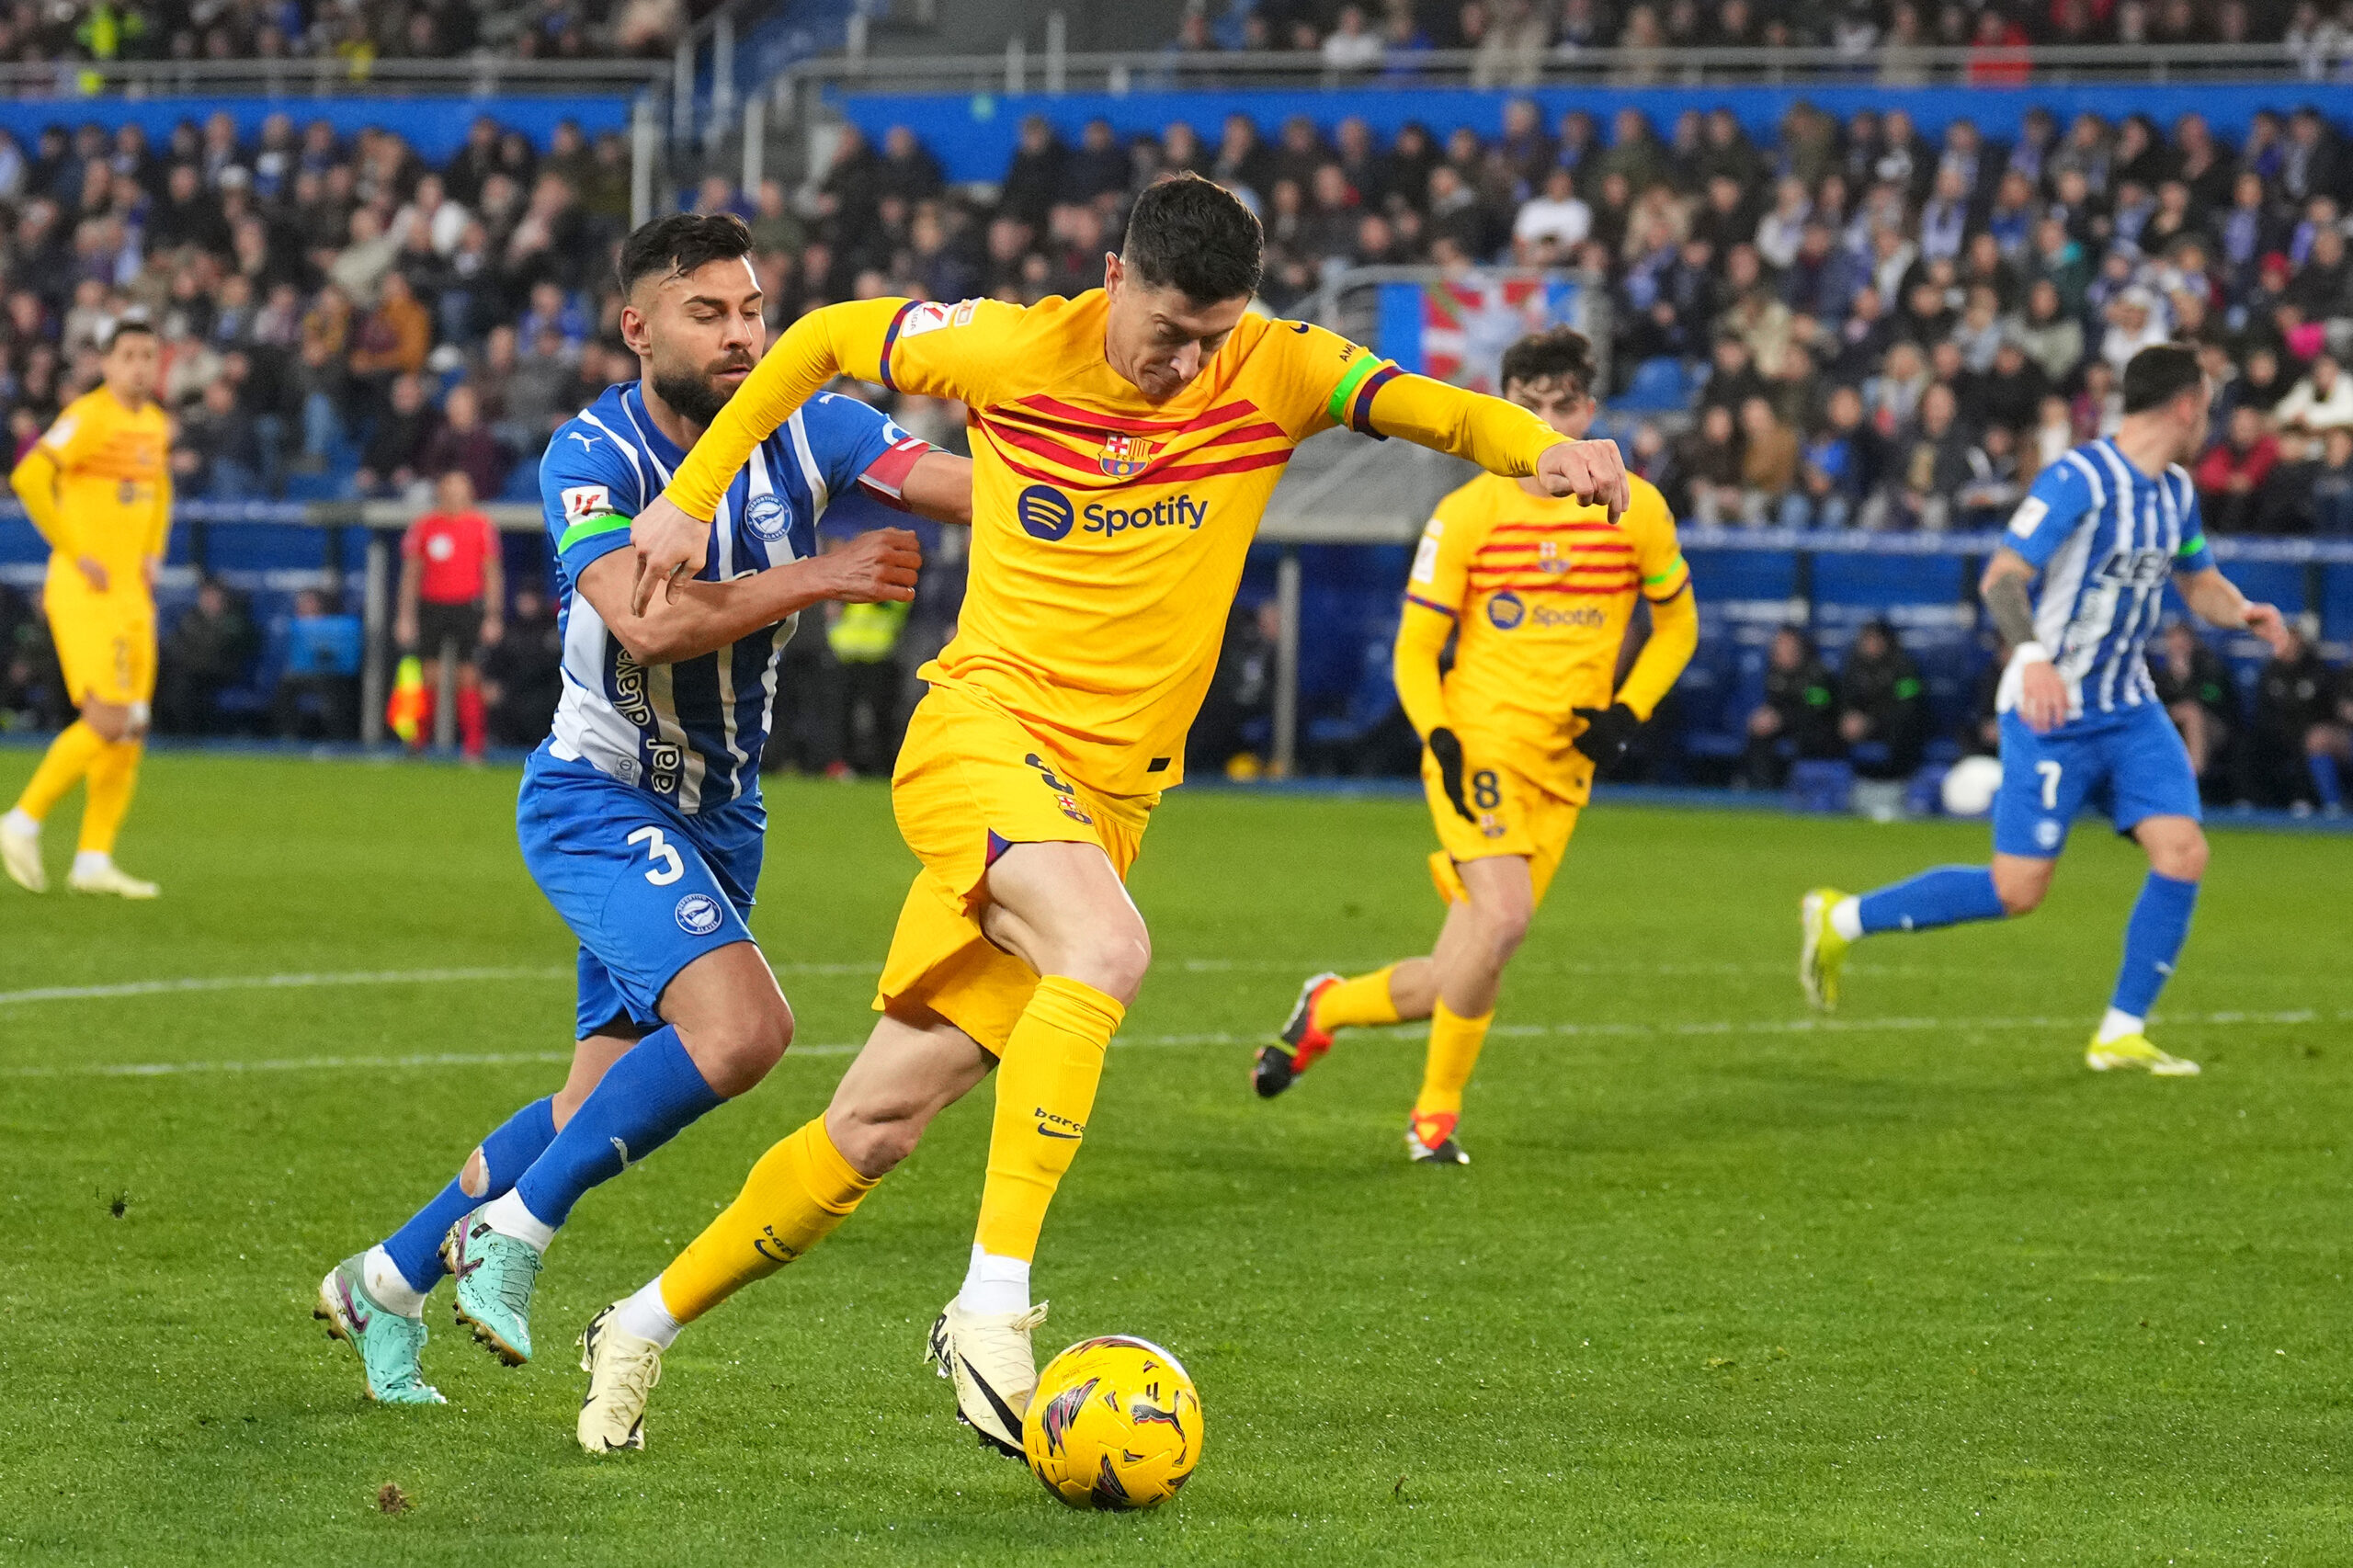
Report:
1991,713,2104,859
517,758,757,1035
1453,853,1537,938
983,839,1149,987
54,609,151,720
1422,755,1545,903
2109,703,2206,848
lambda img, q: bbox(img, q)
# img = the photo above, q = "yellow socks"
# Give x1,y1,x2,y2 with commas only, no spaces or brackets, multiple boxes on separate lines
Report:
13,720,108,822
974,974,1125,1262
76,738,142,855
656,1117,878,1324
1313,964,1402,1032
1414,1000,1495,1123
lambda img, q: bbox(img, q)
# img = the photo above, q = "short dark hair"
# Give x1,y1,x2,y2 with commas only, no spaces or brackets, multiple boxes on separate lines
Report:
104,319,155,348
2120,342,2205,414
616,211,755,297
1120,173,1262,303
1500,327,1598,402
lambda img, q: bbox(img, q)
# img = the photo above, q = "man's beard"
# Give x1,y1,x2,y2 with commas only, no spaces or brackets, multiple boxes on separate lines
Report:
651,366,741,428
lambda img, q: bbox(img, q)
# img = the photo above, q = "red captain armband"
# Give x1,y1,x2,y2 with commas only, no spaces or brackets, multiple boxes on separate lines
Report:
855,435,934,511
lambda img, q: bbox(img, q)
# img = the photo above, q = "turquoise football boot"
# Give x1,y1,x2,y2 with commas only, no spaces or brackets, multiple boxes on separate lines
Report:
443,1211,543,1365
314,1254,445,1404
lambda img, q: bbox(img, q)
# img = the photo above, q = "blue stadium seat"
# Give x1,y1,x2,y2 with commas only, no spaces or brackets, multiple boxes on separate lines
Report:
1787,758,1855,813
1613,357,1694,414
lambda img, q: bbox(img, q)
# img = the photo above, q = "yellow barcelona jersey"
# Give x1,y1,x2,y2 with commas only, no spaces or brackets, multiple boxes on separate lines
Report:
1407,471,1688,788
28,385,172,598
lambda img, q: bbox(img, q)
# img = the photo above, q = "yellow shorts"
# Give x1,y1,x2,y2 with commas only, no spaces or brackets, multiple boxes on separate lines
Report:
50,597,156,709
874,684,1156,1055
1421,748,1585,907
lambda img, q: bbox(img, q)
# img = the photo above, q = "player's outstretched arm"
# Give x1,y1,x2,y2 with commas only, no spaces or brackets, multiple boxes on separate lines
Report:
632,297,908,613
2176,566,2293,656
1365,373,1629,521
583,526,920,666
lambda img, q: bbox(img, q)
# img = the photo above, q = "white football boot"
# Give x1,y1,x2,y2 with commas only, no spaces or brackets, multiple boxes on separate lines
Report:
1,812,45,892
66,854,158,899
576,1304,664,1453
926,1297,1049,1458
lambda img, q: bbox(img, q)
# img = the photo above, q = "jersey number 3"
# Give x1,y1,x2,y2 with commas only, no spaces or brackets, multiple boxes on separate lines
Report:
629,824,685,886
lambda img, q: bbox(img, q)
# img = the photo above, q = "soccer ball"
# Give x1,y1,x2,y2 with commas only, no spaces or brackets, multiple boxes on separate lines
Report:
1940,754,2004,817
1022,1335,1202,1510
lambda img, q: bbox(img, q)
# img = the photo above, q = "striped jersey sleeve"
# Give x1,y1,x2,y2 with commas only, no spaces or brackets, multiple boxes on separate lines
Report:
540,415,651,578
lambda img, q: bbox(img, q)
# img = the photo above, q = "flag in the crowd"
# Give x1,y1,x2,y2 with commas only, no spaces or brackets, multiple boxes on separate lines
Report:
1377,277,1586,393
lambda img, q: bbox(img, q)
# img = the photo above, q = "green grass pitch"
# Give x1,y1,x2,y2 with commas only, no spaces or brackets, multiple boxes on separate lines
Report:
1,751,2348,1565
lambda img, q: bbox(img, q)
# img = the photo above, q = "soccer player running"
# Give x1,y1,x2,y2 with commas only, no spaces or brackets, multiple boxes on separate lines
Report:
573,175,1628,1456
1256,328,1698,1165
314,212,972,1404
2,322,171,899
1802,344,2292,1074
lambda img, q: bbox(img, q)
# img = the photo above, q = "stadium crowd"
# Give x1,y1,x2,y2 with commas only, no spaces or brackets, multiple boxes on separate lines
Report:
0,0,697,69
1169,0,2342,70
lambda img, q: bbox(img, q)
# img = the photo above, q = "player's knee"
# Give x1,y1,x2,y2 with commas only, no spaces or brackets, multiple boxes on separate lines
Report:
825,1094,927,1177
84,705,129,743
1058,922,1151,1006
1992,867,2048,916
691,995,794,1096
2151,831,2208,882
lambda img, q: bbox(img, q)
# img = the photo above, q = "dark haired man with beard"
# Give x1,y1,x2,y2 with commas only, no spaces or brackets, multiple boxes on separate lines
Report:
313,212,973,1406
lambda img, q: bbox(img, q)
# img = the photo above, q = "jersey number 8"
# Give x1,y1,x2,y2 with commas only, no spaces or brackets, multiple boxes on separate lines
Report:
1472,770,1502,811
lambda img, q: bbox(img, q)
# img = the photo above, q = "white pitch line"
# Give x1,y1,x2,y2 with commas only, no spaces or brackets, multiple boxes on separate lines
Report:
3,1008,2343,1081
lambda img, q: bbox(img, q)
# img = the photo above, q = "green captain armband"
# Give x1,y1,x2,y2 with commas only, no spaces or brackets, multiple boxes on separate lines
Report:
558,511,633,554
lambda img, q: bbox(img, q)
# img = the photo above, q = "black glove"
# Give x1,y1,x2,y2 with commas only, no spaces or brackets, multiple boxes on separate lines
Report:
1572,702,1640,767
1426,725,1475,822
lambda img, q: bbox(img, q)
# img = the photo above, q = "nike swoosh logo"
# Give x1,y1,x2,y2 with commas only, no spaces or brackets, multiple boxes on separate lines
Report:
1036,1128,1082,1140
959,1352,1029,1443
609,1136,633,1169
337,1275,370,1332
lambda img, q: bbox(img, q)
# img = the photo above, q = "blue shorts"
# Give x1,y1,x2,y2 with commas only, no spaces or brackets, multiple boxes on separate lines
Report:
517,747,766,1039
1992,702,2201,859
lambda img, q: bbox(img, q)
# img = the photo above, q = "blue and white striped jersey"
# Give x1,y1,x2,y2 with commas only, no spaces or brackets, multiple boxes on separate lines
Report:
538,381,928,814
2001,437,2217,728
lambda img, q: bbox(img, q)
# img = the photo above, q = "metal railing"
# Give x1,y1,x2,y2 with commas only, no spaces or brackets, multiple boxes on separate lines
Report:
0,55,667,98
785,40,2350,98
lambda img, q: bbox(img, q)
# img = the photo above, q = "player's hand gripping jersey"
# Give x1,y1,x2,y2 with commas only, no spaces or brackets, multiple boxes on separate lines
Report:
17,386,173,705
540,380,928,812
663,292,1567,796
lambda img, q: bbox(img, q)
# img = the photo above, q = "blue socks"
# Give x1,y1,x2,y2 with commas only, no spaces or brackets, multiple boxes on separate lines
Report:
1856,865,2008,935
2312,752,2345,812
381,1096,557,1293
511,1028,724,1231
2110,871,2200,1017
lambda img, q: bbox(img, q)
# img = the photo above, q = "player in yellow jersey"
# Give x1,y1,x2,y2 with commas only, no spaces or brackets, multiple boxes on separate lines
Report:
2,322,172,898
566,175,1631,1458
1255,329,1698,1165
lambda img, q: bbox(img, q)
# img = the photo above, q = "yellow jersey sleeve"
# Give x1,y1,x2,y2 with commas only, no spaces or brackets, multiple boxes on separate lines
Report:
875,296,1029,408
1404,479,1489,619
1626,480,1690,601
38,398,99,467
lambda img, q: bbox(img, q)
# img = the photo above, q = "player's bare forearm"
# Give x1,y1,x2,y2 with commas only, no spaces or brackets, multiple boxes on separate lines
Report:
582,528,920,665
898,450,973,526
2176,566,2291,654
1979,551,2040,650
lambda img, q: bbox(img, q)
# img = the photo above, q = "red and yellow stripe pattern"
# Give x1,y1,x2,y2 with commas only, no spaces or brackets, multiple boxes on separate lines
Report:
969,393,1299,492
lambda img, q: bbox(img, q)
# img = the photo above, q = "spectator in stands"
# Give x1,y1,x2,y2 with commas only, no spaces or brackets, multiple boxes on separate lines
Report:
174,377,265,500
1744,626,1838,789
2309,426,2353,535
1836,620,1927,781
2195,404,2284,534
156,577,257,737
1737,395,1801,526
1882,382,1975,530
2303,661,2353,817
2245,622,2337,808
2274,352,2353,432
481,582,563,750
2150,620,2240,790
1512,167,1591,263
358,372,438,498
1790,384,1876,529
419,383,511,501
394,470,502,760
1677,402,1745,525
272,587,361,742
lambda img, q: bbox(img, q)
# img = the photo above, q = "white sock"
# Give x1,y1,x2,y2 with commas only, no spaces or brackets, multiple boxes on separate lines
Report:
956,1244,1031,1315
2096,1007,2143,1045
609,1277,683,1349
2,807,37,836
1830,896,1865,942
362,1244,429,1319
72,849,112,876
480,1188,555,1252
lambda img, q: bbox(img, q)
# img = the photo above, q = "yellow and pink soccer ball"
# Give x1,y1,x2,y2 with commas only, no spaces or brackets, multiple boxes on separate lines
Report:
1021,1335,1202,1510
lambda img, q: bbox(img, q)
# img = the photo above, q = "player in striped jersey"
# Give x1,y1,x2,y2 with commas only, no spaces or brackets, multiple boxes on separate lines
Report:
1802,345,2292,1075
313,213,972,1405
1256,329,1698,1164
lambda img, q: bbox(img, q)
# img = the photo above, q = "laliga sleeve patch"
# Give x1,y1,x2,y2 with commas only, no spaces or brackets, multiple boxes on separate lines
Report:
1409,520,1443,585
562,484,612,521
894,301,965,339
2006,496,2048,539
40,415,75,450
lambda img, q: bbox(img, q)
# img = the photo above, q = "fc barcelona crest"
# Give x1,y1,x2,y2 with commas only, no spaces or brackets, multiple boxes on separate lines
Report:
1099,432,1160,477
